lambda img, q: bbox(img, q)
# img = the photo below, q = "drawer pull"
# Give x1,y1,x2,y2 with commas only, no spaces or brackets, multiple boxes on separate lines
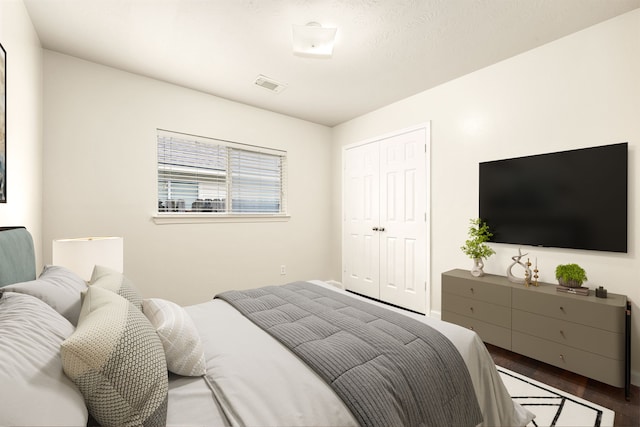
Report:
560,306,565,312
469,307,474,313
560,330,565,338
560,354,565,361
469,326,474,331
470,287,474,294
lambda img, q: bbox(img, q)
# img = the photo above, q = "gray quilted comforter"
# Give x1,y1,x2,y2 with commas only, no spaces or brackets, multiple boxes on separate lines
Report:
217,281,483,427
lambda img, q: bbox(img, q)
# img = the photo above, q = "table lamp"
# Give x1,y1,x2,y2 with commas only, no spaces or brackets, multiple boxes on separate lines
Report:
52,236,123,281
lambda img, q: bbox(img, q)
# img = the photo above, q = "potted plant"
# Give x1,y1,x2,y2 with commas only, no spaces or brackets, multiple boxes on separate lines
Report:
461,218,496,277
555,263,588,288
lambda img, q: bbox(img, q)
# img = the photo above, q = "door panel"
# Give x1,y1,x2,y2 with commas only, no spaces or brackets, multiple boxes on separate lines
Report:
379,129,427,313
343,143,379,299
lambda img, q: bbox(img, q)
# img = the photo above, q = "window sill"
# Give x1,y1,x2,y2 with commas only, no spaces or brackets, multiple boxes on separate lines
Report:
152,213,290,225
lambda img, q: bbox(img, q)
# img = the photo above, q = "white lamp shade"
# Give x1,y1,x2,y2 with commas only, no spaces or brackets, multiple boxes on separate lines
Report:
53,237,123,281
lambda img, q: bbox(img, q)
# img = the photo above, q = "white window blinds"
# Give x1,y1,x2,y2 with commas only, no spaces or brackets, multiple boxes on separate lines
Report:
157,130,287,215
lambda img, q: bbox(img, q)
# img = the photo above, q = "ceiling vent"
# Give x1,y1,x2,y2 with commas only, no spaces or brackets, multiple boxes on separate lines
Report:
254,75,287,93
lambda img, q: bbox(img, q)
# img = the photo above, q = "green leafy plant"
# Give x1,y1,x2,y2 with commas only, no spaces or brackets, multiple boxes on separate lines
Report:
460,218,496,260
555,263,588,287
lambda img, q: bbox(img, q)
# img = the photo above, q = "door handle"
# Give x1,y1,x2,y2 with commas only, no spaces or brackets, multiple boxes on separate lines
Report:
372,227,379,231
379,227,385,232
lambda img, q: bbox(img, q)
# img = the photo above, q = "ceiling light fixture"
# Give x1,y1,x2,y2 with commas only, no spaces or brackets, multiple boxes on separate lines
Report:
292,22,337,58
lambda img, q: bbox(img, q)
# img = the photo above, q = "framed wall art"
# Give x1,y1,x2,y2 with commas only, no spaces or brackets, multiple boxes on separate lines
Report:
0,42,5,203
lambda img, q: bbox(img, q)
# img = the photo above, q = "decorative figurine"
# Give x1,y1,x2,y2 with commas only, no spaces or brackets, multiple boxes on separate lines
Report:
524,258,532,287
507,248,532,285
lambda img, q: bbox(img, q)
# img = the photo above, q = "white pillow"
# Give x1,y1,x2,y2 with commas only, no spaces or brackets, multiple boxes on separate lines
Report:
143,298,206,376
61,286,168,427
0,292,88,426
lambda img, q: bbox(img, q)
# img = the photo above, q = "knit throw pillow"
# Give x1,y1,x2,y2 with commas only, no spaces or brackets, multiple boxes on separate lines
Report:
89,265,143,311
61,286,168,427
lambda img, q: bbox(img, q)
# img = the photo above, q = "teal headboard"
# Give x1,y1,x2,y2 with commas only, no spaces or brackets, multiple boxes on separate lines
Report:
0,227,37,287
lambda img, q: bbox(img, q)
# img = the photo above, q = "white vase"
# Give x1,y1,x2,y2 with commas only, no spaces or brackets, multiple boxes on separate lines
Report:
471,258,484,277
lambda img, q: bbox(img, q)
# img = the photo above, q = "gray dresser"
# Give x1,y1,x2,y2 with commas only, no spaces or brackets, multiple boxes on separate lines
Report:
442,269,630,393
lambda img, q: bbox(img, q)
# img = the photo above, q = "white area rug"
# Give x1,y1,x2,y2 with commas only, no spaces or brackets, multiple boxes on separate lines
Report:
498,367,615,427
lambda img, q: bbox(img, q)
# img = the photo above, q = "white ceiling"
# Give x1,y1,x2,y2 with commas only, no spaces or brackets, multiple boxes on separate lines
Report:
24,0,640,127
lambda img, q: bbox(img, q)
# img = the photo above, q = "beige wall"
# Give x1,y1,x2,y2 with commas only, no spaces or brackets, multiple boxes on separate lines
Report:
331,10,640,384
42,51,334,305
0,0,43,265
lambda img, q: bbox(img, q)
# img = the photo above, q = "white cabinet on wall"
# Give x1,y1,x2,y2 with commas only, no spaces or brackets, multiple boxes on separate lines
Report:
342,125,430,313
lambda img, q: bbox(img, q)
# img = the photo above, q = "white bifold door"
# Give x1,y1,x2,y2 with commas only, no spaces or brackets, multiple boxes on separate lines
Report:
343,126,429,314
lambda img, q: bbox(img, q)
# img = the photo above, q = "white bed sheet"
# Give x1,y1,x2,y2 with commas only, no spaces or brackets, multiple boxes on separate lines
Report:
167,374,228,426
167,280,534,427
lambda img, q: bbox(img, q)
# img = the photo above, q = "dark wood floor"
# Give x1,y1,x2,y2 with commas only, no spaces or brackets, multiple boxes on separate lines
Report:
486,344,639,427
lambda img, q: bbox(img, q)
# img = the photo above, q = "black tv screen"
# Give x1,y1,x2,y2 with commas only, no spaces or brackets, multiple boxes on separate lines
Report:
479,142,627,253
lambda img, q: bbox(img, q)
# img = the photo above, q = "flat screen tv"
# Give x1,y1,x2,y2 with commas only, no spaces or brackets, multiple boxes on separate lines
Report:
479,142,627,253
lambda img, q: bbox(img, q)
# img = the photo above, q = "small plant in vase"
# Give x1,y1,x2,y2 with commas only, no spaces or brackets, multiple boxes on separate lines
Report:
555,263,588,288
461,218,496,277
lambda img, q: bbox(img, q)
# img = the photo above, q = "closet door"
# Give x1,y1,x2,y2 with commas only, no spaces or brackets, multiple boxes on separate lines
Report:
343,127,428,313
343,142,380,299
378,129,427,313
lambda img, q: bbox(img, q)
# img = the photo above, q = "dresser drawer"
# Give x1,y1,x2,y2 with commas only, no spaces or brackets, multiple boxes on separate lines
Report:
512,287,625,333
512,310,624,360
442,292,511,327
512,332,624,387
442,311,511,349
441,274,510,306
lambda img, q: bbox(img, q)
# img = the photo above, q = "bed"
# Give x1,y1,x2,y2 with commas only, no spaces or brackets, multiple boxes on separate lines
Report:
0,226,534,427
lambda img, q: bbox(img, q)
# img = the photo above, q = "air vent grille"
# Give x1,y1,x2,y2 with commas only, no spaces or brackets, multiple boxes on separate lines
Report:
255,75,287,93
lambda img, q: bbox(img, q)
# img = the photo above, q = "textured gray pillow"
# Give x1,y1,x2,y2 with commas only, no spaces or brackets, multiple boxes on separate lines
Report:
3,265,87,325
0,292,88,426
61,286,168,427
89,265,143,310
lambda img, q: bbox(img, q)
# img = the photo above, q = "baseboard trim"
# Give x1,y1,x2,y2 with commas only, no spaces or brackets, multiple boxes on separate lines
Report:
324,280,344,289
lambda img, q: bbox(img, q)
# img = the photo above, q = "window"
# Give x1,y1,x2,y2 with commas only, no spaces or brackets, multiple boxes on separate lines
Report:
157,130,287,217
